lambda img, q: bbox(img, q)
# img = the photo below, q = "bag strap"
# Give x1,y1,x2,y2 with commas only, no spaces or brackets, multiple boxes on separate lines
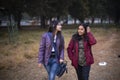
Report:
47,32,59,57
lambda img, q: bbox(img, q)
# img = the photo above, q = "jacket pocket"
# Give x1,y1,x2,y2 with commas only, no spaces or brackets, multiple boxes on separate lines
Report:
71,56,77,67
86,50,94,64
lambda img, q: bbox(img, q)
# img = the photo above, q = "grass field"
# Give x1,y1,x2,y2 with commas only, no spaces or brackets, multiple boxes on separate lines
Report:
0,25,120,80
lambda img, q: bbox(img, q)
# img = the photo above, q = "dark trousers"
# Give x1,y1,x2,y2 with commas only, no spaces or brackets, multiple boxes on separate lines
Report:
75,65,91,80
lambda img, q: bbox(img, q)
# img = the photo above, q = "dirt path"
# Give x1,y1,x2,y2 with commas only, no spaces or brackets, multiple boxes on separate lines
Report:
90,33,120,80
0,32,120,80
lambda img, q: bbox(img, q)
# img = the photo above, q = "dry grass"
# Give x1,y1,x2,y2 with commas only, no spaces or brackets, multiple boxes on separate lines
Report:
0,29,46,69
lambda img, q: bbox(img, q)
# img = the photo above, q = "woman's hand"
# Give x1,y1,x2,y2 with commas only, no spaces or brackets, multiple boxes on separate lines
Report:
87,26,91,33
59,59,64,63
38,63,43,68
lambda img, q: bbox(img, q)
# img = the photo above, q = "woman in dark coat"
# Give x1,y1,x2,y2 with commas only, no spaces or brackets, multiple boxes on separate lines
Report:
67,23,97,80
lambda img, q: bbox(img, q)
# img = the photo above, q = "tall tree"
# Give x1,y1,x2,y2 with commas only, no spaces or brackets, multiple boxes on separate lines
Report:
88,0,108,24
0,0,25,29
106,0,120,24
52,0,73,20
25,0,72,27
69,0,89,23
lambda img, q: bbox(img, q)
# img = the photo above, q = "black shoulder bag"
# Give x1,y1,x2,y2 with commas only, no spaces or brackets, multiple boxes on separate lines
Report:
56,61,68,77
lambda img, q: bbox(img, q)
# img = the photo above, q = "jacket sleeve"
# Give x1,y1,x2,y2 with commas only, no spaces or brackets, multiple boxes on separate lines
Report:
60,36,65,60
38,34,46,64
67,38,74,61
87,32,97,45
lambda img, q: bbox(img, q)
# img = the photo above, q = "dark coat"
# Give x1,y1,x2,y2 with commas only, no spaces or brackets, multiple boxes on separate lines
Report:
67,32,97,68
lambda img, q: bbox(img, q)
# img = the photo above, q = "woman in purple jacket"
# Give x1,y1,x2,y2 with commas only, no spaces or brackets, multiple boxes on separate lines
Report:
38,21,64,80
67,23,97,80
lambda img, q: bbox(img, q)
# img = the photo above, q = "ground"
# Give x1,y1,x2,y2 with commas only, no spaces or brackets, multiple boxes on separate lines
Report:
0,27,120,80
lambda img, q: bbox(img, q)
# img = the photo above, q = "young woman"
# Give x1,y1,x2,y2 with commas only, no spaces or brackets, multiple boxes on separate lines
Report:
67,23,97,80
38,21,64,80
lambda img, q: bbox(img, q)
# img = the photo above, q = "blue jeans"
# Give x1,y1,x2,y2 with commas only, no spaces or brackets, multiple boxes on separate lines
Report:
75,65,91,80
44,58,59,80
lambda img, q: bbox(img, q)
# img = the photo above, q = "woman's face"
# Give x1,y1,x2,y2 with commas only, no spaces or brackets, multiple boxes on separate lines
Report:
78,25,85,35
56,24,62,31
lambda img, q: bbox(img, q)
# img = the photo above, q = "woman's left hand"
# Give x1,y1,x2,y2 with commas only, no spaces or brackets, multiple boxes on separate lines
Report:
59,59,64,63
87,26,91,32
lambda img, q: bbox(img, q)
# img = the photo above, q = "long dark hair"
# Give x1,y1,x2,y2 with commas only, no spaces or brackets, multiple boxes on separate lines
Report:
72,23,89,41
48,20,64,50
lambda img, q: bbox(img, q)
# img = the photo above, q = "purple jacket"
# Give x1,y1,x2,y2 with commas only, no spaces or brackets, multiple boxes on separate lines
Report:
67,32,97,68
38,32,64,65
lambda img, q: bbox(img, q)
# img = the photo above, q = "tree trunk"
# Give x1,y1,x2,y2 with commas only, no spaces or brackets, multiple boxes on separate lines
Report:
91,17,94,24
17,17,21,30
8,14,14,43
114,13,120,25
41,15,46,28
74,18,77,24
38,16,41,26
101,18,103,24
13,12,22,30
8,14,12,27
57,16,60,21
80,18,84,23
108,16,111,24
